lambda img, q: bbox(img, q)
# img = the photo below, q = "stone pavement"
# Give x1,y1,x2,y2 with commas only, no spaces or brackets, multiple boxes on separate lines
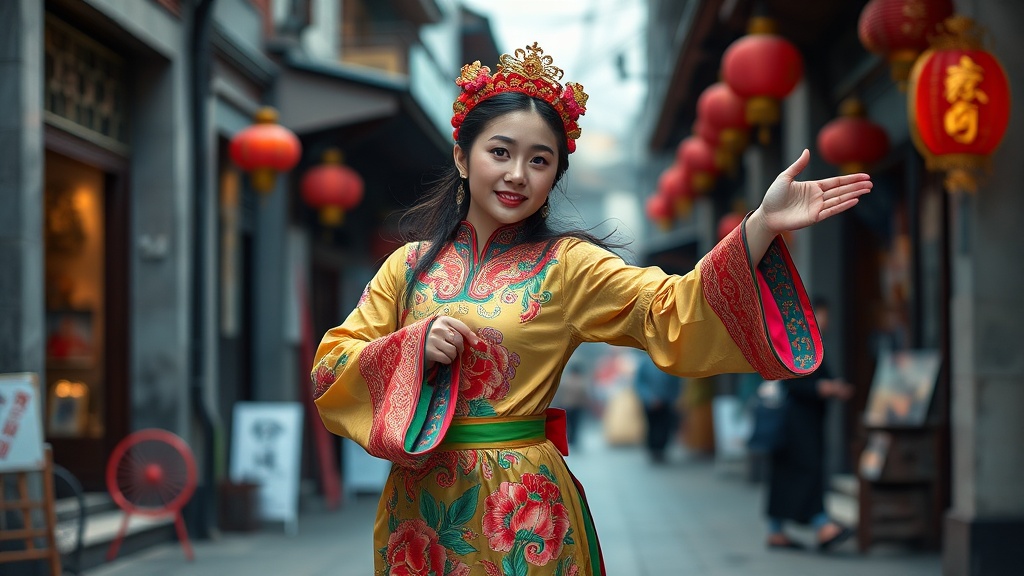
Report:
87,421,940,576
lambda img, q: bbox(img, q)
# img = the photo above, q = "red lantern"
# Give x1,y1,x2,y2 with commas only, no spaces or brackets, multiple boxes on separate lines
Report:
817,98,891,174
645,193,674,231
229,107,302,194
658,165,695,218
908,16,1011,194
301,148,365,226
697,82,750,162
717,212,747,242
722,17,804,145
858,0,954,86
675,137,718,193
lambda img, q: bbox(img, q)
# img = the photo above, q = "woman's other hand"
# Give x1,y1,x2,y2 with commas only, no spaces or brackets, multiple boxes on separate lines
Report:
425,316,480,368
746,149,873,261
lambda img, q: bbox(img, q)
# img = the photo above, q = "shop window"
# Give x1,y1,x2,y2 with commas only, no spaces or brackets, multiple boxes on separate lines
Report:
44,151,106,440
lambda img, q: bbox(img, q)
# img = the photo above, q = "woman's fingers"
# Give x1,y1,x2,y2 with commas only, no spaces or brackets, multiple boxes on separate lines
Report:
448,318,480,347
782,148,811,179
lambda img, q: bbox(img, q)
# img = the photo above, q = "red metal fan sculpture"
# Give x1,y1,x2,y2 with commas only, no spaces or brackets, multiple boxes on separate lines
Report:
105,429,198,561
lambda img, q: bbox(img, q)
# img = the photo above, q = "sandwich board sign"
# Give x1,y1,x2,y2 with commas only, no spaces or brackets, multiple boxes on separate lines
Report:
230,402,303,534
0,373,45,473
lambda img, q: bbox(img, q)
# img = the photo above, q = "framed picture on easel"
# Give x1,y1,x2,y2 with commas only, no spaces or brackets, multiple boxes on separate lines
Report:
863,350,941,428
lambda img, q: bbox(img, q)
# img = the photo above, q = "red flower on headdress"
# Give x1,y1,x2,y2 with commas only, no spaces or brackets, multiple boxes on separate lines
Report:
456,61,492,93
562,82,588,120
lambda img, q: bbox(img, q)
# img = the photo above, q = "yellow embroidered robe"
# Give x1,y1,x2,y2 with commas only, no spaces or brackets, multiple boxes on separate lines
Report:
312,219,822,576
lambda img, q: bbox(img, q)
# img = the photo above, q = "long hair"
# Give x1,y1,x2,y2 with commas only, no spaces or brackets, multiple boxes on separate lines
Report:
398,91,623,309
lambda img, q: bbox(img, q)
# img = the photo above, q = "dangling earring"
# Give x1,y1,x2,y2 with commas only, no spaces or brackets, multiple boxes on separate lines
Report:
456,174,466,205
540,201,550,219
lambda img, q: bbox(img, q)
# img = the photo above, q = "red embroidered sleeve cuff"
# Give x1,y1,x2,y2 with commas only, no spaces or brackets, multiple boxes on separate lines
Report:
699,214,823,379
358,318,460,468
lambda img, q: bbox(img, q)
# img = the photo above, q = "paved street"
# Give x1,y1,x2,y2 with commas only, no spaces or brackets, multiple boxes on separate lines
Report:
88,421,940,576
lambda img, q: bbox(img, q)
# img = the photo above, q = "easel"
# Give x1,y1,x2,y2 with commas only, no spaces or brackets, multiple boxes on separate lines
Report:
0,445,62,575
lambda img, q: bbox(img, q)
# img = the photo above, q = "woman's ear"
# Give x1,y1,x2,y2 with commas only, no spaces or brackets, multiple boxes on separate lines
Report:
453,145,469,177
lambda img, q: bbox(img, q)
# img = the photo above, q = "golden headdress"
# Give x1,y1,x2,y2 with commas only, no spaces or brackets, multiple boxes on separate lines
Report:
451,42,589,153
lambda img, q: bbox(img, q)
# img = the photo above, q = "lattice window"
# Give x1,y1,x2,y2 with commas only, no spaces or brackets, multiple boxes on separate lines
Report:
44,16,129,148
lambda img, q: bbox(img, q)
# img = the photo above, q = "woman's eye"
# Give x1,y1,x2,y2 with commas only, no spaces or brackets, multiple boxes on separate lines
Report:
531,156,549,165
491,148,508,157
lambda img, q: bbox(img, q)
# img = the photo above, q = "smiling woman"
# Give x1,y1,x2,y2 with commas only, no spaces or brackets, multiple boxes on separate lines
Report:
311,42,871,575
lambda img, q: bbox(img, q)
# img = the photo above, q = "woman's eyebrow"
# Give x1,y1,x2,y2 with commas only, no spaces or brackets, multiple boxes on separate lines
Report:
487,135,555,155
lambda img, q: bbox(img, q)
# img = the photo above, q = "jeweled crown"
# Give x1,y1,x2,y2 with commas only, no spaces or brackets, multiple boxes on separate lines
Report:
452,42,589,153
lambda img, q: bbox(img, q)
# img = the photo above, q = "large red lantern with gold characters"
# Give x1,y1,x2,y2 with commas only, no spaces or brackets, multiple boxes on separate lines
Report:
858,0,954,87
301,148,365,226
908,16,1011,194
722,17,804,145
817,98,891,174
229,107,302,194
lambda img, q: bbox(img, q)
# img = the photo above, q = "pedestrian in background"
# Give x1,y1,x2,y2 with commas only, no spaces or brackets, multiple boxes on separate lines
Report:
634,354,681,463
553,363,589,449
765,297,854,552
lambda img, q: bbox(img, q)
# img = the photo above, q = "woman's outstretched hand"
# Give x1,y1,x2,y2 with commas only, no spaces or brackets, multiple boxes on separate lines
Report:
425,316,480,369
746,149,873,262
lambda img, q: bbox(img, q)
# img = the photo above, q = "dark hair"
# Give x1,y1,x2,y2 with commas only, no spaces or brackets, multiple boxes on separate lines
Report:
398,91,623,309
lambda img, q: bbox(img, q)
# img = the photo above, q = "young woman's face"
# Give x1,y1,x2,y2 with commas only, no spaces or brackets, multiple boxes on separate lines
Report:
454,109,560,236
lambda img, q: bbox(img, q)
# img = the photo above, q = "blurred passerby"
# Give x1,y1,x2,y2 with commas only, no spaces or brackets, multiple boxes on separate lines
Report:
554,363,589,448
766,297,854,551
634,355,681,463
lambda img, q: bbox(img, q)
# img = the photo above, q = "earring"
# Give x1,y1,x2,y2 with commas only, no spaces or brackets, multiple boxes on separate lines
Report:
540,201,550,218
456,181,466,205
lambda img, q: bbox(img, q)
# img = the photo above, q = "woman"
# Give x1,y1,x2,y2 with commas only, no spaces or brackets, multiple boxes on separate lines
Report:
312,43,871,575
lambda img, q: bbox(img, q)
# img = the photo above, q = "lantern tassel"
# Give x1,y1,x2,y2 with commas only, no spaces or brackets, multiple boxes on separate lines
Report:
944,168,978,195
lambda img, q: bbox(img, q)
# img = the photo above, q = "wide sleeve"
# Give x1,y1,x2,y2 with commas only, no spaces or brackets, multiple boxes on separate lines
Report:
311,244,459,469
559,215,822,380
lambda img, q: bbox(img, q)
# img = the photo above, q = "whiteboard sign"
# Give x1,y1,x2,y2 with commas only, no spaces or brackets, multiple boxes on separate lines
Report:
0,373,45,472
230,402,303,534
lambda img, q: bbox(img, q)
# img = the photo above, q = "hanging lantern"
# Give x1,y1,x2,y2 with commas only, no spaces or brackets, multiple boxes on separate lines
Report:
645,193,674,231
722,17,804,145
697,82,750,165
300,148,365,226
858,0,954,87
658,165,695,218
717,211,747,242
675,136,718,193
908,16,1011,194
229,107,302,194
817,98,891,174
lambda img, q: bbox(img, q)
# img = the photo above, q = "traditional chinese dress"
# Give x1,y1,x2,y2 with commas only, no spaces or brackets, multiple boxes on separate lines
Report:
312,219,822,576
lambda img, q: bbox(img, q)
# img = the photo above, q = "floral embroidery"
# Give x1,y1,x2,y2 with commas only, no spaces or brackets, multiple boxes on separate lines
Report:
482,468,572,571
381,485,479,576
458,328,520,416
411,223,558,324
311,353,347,400
381,518,470,576
356,282,371,308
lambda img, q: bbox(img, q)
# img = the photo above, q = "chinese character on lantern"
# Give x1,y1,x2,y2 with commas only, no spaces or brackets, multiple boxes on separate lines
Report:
908,16,1010,194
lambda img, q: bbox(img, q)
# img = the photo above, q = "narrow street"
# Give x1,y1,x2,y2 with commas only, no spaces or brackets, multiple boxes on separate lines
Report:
88,420,940,576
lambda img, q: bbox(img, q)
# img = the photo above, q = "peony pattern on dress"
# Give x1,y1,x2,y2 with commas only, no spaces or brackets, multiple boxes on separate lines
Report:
458,327,520,417
382,485,479,576
482,466,574,574
311,352,348,400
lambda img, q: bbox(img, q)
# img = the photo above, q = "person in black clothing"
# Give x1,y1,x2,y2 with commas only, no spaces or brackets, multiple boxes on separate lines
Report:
766,298,854,551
